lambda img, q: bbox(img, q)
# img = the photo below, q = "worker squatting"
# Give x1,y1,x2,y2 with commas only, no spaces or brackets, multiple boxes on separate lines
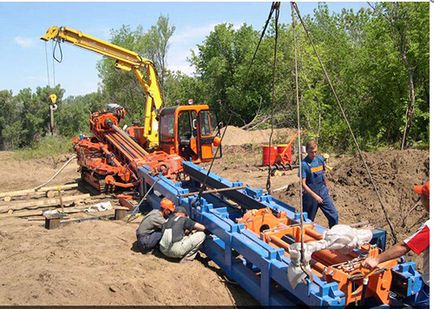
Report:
136,198,207,263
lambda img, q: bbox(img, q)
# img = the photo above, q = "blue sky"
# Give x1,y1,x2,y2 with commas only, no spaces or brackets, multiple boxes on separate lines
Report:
0,2,366,97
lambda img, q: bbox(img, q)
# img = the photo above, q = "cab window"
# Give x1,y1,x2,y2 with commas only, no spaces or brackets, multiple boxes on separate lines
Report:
178,111,197,139
160,114,174,141
199,110,217,136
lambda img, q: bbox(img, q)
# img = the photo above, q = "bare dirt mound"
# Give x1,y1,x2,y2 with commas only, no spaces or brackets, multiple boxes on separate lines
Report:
223,126,296,146
328,149,429,240
0,152,78,192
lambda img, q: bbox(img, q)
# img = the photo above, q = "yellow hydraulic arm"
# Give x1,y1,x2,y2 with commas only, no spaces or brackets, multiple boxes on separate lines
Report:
41,26,163,148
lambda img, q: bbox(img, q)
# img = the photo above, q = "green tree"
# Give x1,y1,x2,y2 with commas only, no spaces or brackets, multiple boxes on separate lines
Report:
0,90,23,149
191,23,276,126
57,90,108,137
17,85,64,146
146,15,176,98
97,17,176,123
369,2,429,148
164,71,204,105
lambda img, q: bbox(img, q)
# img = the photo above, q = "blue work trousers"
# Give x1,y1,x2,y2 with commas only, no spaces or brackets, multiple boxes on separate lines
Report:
414,283,430,307
303,185,338,228
137,231,162,252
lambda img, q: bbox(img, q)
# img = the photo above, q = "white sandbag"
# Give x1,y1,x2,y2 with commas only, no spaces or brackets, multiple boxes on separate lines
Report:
85,201,112,212
287,224,373,288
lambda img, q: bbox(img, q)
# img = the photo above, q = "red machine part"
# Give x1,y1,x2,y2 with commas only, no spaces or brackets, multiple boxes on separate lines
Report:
73,110,183,192
274,130,301,166
238,208,398,306
261,130,301,168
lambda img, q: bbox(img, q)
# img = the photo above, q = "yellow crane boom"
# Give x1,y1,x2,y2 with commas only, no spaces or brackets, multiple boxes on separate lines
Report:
41,26,163,148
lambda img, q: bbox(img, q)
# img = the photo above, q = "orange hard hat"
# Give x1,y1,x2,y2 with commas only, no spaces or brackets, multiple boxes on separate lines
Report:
213,136,221,147
160,198,175,211
414,181,429,198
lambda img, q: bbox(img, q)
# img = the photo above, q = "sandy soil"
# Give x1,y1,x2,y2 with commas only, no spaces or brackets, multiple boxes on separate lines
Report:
0,128,429,305
0,218,252,306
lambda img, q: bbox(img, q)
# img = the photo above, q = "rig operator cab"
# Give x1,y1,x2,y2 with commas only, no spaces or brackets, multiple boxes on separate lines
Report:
159,105,222,163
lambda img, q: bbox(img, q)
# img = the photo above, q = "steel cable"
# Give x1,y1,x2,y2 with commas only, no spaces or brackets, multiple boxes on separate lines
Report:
291,2,307,266
265,2,280,195
291,2,398,244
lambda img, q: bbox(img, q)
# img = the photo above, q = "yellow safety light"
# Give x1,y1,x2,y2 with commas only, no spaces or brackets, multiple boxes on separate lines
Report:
49,94,57,105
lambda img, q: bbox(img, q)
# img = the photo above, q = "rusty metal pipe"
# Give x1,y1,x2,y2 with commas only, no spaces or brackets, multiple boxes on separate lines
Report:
107,133,142,161
269,235,290,251
109,122,149,157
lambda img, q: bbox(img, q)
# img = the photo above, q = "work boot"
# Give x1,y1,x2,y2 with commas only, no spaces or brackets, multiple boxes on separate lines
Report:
179,256,194,264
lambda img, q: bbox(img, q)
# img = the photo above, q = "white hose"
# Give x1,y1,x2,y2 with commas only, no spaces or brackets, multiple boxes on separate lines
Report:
32,154,77,191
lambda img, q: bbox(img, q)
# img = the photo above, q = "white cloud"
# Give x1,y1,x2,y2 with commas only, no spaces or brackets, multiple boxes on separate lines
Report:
167,23,219,76
232,22,244,31
14,36,34,48
167,21,243,76
169,63,195,76
170,23,218,44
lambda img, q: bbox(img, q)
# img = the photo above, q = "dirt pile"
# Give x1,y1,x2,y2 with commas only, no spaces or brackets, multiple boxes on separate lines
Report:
0,152,78,192
223,126,296,146
328,149,429,240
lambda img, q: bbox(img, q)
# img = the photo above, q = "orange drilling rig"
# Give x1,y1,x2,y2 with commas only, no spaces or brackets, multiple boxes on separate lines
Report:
41,26,222,192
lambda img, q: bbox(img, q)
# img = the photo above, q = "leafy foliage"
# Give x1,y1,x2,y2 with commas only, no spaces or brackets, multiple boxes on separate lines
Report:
0,3,429,153
97,15,175,124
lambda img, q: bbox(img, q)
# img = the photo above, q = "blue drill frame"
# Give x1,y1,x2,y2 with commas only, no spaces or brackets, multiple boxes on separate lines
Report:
137,161,425,306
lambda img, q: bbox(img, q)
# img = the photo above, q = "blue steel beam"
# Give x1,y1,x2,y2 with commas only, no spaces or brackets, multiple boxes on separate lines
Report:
136,161,424,307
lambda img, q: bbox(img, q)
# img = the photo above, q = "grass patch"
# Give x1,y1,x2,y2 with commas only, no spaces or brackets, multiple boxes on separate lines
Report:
14,135,73,160
412,140,429,150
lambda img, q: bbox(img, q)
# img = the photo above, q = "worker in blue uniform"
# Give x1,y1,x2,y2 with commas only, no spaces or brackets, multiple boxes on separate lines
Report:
301,140,338,228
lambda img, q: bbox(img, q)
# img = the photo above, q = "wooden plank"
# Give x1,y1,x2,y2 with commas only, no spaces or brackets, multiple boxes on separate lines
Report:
27,216,71,221
0,194,91,213
0,183,78,199
0,204,98,219
8,192,115,210
0,190,91,207
2,190,70,202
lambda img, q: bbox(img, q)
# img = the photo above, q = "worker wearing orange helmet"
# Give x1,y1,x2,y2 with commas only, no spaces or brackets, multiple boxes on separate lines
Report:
363,181,430,305
159,206,207,263
136,198,175,253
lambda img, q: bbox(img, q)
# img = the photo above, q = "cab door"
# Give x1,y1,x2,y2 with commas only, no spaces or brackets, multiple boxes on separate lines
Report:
158,107,177,155
177,110,199,161
196,109,222,162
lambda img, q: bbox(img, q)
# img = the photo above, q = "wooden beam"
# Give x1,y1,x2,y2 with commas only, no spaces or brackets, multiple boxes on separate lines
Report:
0,183,78,199
0,194,91,213
61,213,114,224
0,204,106,219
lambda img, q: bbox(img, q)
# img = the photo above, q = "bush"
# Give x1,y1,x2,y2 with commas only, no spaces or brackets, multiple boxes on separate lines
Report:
14,135,73,160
